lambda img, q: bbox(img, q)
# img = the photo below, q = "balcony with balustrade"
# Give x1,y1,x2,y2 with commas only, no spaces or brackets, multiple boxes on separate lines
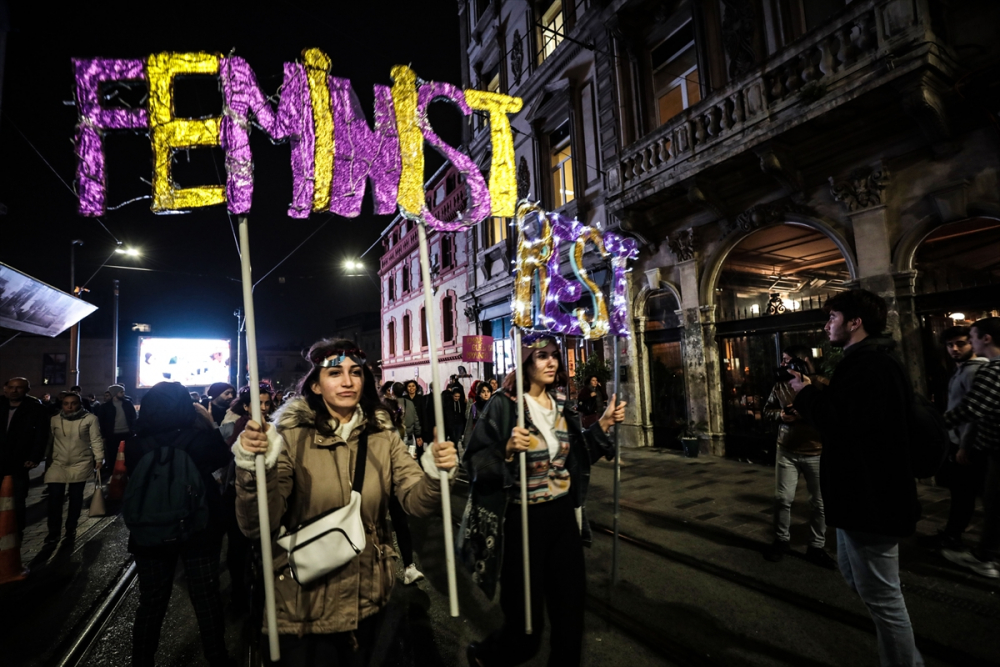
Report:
607,0,959,216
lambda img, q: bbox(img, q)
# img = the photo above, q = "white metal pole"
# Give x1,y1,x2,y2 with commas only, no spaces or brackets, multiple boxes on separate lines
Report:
512,326,532,634
237,217,280,661
415,219,460,617
611,336,622,586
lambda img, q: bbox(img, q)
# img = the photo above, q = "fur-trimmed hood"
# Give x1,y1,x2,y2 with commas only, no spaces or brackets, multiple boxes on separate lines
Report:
271,396,394,436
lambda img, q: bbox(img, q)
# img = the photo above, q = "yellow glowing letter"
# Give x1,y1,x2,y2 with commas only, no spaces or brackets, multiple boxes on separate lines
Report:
303,48,335,213
512,202,553,329
146,52,225,212
464,90,523,217
391,65,423,216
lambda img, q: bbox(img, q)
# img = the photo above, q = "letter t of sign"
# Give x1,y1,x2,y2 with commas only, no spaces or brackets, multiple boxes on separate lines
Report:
146,52,226,212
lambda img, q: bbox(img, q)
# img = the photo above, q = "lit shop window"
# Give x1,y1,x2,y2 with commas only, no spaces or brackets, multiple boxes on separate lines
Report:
539,1,564,64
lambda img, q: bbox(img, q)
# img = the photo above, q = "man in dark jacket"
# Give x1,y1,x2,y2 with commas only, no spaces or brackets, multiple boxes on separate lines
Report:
1,377,49,540
790,290,922,666
200,382,234,426
97,384,137,469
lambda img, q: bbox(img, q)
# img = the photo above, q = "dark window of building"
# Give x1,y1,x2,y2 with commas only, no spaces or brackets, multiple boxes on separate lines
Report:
442,296,455,343
388,321,396,356
42,353,67,385
441,236,455,270
402,263,410,293
550,121,574,208
420,307,429,348
651,20,701,126
388,276,395,301
403,314,412,352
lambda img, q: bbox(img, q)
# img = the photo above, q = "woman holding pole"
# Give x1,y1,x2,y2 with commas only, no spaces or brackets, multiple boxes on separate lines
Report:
462,332,626,667
233,339,456,666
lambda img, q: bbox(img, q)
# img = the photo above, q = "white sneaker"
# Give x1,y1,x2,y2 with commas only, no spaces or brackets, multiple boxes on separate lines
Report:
942,548,1000,579
403,564,425,585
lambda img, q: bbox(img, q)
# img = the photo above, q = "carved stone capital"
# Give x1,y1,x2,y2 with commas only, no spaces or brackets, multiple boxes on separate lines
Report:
722,198,814,236
668,228,696,262
829,166,888,212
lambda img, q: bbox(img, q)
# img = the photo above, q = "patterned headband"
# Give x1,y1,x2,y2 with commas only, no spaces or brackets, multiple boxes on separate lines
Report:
315,347,367,368
521,331,558,349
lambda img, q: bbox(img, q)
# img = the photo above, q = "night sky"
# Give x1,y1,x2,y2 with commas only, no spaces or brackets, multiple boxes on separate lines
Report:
0,0,462,350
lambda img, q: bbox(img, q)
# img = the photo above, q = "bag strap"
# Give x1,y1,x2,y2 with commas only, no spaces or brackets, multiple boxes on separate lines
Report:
352,430,368,494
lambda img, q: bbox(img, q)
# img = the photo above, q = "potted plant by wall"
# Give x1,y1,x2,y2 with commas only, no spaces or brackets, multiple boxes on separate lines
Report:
680,421,708,458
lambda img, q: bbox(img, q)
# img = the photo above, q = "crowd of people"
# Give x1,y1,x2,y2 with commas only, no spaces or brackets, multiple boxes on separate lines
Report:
2,292,998,666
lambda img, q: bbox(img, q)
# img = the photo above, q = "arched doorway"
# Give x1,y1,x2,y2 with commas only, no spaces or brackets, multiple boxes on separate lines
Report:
712,223,852,461
911,217,1000,409
643,288,687,449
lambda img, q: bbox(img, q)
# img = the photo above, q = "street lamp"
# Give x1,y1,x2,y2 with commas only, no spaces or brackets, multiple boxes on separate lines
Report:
115,247,141,257
69,240,84,387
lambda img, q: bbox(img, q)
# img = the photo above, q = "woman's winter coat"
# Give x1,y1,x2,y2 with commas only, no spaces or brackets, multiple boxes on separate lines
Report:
234,397,444,636
459,389,613,599
44,410,104,483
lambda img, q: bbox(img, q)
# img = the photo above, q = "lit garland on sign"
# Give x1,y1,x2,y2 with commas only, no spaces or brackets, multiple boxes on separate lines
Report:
71,52,523,228
512,201,637,339
464,90,523,218
73,58,149,216
147,52,226,212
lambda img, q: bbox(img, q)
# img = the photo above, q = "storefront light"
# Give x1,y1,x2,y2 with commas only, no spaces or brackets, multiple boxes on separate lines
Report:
949,312,966,321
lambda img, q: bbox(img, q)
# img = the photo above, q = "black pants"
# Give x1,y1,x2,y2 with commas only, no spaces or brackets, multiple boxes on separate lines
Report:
977,451,1000,562
388,495,414,567
272,613,382,667
132,537,228,667
46,481,86,539
478,494,586,667
11,475,29,542
223,485,251,606
943,448,988,541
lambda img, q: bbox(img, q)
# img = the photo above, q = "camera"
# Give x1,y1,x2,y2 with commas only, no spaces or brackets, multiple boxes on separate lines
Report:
774,357,810,383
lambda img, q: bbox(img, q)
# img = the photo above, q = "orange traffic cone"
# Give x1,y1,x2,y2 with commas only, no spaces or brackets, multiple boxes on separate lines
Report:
0,475,29,584
108,440,128,502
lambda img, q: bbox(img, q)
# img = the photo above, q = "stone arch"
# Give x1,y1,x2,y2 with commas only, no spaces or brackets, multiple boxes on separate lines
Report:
699,213,859,308
633,281,682,318
893,202,1000,273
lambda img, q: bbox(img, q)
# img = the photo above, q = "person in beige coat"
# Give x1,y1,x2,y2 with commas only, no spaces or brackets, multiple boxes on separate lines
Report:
44,392,104,544
235,338,456,666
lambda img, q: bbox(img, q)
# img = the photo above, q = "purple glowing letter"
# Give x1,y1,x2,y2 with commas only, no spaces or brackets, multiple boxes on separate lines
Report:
416,81,491,231
604,232,640,337
73,58,149,216
219,57,315,217
328,78,401,217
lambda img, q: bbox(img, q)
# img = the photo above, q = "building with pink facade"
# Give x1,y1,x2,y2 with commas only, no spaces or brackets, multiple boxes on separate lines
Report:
378,164,481,393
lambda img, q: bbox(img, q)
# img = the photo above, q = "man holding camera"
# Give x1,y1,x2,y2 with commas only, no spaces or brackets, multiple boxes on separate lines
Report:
763,347,836,568
789,289,922,667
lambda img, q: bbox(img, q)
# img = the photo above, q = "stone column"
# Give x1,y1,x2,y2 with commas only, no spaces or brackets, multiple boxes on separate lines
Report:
676,258,722,456
631,311,654,447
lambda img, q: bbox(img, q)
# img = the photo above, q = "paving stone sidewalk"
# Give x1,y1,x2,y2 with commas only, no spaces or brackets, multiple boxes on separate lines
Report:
588,446,982,549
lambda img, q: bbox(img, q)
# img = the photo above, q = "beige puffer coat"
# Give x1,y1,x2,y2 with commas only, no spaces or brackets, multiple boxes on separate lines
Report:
44,410,104,483
235,397,443,635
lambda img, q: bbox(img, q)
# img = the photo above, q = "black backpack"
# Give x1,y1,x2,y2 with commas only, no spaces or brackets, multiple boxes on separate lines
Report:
123,438,208,547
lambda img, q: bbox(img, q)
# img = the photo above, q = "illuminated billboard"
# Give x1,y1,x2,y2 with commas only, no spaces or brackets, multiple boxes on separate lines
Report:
0,262,98,337
137,337,231,388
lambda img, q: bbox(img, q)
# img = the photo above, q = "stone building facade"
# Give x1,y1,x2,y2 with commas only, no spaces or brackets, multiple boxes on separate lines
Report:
459,0,1000,456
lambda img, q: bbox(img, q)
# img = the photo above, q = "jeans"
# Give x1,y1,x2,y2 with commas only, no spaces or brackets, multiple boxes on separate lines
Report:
46,481,86,538
837,529,923,667
774,447,825,547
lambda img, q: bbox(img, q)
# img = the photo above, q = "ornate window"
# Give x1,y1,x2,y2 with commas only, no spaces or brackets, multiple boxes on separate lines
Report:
550,122,574,208
538,1,564,64
402,313,412,353
420,307,429,348
387,275,395,302
442,293,457,344
652,20,701,126
484,216,509,247
441,235,455,271
401,261,410,293
388,320,396,357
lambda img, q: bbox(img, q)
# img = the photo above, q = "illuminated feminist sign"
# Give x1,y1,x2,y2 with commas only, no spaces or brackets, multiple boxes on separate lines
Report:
72,50,522,230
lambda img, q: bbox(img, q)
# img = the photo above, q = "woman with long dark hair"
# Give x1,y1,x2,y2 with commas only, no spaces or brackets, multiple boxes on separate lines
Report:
462,333,625,667
234,339,456,665
578,374,608,429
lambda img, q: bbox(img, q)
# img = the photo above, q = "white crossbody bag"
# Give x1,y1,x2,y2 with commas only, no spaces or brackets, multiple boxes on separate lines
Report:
277,431,368,585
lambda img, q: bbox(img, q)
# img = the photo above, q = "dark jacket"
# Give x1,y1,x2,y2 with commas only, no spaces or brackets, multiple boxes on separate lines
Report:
97,396,137,441
794,337,920,537
578,385,608,416
124,383,230,555
459,389,613,599
0,395,50,478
